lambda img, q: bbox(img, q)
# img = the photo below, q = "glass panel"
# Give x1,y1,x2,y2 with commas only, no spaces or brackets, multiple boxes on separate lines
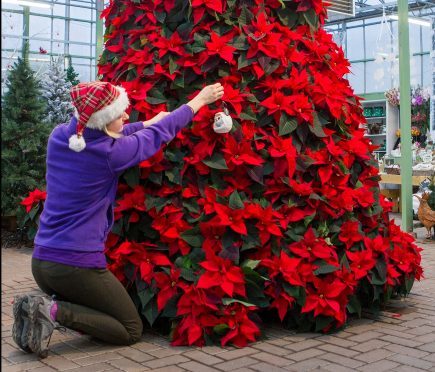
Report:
410,55,422,87
366,60,390,93
69,43,92,57
422,25,431,52
422,54,430,88
53,4,66,17
29,15,51,39
409,23,421,54
365,22,382,60
73,62,91,82
30,5,51,16
52,41,65,55
28,53,50,77
70,5,92,21
53,18,65,40
348,62,365,94
69,20,92,43
29,38,51,54
346,27,364,61
2,11,24,37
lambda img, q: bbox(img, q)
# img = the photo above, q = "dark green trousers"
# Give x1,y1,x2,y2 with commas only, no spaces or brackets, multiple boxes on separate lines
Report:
31,258,143,345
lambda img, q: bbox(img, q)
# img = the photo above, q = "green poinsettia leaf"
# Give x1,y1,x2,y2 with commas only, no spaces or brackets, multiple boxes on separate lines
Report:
279,113,298,136
202,154,229,170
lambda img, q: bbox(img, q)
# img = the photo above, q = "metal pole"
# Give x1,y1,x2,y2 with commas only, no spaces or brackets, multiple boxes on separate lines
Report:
95,0,104,79
22,6,30,59
398,0,413,232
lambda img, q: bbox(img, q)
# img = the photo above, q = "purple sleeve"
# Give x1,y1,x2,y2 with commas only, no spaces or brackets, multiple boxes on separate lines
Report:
108,104,194,173
121,121,144,136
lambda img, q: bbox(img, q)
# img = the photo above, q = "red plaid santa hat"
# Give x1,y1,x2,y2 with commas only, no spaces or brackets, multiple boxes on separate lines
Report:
68,81,129,152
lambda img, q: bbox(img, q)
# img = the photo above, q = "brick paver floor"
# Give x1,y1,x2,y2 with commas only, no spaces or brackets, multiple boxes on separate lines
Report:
2,218,434,371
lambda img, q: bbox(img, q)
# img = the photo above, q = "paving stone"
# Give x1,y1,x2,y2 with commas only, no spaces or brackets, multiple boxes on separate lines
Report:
350,339,390,352
387,354,434,370
318,353,364,368
0,360,45,371
148,367,185,372
130,342,162,353
214,357,258,371
357,360,399,372
116,348,154,363
181,350,223,365
253,343,291,357
284,339,322,352
315,335,357,348
147,348,185,358
354,348,395,363
73,353,123,366
322,363,356,372
250,352,294,366
42,356,80,370
107,357,148,371
418,342,435,353
383,344,429,358
250,362,290,372
179,361,219,372
347,331,384,343
143,355,190,369
318,343,361,358
390,366,428,372
67,362,117,371
284,357,330,371
379,335,423,348
286,348,325,362
217,347,258,360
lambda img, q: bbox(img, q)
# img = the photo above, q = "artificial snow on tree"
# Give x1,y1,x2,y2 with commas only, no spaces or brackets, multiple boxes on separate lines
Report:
1,45,50,216
41,56,74,125
98,0,423,346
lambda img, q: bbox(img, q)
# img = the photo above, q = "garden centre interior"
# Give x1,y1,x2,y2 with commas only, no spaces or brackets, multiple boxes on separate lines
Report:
2,1,435,369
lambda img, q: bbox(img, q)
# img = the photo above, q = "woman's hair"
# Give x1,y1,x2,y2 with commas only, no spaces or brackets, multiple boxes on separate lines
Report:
103,126,123,139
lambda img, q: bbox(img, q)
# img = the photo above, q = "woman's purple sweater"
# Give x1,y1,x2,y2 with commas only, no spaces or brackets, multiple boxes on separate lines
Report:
33,105,193,268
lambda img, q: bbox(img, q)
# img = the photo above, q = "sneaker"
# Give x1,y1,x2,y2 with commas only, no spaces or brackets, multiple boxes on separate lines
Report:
12,295,32,352
27,296,59,358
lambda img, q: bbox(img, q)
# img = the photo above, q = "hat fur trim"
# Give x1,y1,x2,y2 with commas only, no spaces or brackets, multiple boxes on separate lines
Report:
85,86,130,130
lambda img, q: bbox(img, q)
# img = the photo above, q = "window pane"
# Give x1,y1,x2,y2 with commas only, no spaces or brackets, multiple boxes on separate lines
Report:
422,54,430,88
346,27,364,61
422,25,431,52
28,53,50,77
2,11,23,37
69,21,92,43
366,60,390,93
348,62,365,94
29,38,51,54
409,23,421,54
364,21,382,60
53,4,65,17
70,6,92,21
73,63,92,82
29,15,51,39
53,18,65,40
69,42,92,57
52,41,65,55
410,55,422,86
2,35,22,50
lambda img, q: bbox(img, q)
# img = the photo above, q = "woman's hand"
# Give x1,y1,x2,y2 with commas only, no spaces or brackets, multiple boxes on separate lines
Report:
143,111,170,127
187,83,224,114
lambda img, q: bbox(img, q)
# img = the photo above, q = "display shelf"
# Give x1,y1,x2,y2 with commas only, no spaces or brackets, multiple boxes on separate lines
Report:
366,116,386,120
365,133,386,137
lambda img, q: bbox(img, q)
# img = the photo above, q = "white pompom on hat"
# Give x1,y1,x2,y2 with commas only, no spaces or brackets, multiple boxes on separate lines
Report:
68,81,130,152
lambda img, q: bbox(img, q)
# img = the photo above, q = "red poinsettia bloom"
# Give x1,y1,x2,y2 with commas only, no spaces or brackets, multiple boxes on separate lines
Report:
265,283,296,321
114,185,146,223
197,254,246,297
222,136,264,170
154,269,181,311
352,186,375,208
262,252,304,286
269,135,297,179
20,189,47,212
212,203,247,235
205,32,237,64
338,220,364,249
289,228,338,264
154,31,185,58
245,203,283,244
346,249,376,280
219,303,260,347
199,221,226,254
302,277,348,324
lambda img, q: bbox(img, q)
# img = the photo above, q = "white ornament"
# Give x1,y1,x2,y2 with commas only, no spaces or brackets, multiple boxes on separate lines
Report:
213,103,233,134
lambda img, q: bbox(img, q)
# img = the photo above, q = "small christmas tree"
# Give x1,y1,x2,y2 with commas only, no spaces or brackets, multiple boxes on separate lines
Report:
41,56,74,125
65,61,80,86
1,45,51,216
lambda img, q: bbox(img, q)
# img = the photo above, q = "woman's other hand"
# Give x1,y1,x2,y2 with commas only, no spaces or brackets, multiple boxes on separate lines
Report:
143,111,170,127
187,83,224,114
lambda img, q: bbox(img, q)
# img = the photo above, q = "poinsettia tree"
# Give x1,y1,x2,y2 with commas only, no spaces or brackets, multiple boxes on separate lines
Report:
97,0,423,346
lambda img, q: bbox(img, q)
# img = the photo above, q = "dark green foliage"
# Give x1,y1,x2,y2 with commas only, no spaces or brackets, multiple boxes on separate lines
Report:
65,64,80,86
1,52,50,216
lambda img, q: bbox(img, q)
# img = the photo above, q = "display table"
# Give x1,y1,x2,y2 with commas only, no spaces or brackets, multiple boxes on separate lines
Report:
379,173,430,186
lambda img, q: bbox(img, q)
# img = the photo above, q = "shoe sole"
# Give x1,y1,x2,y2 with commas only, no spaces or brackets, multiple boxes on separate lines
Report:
12,295,32,353
27,296,49,358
